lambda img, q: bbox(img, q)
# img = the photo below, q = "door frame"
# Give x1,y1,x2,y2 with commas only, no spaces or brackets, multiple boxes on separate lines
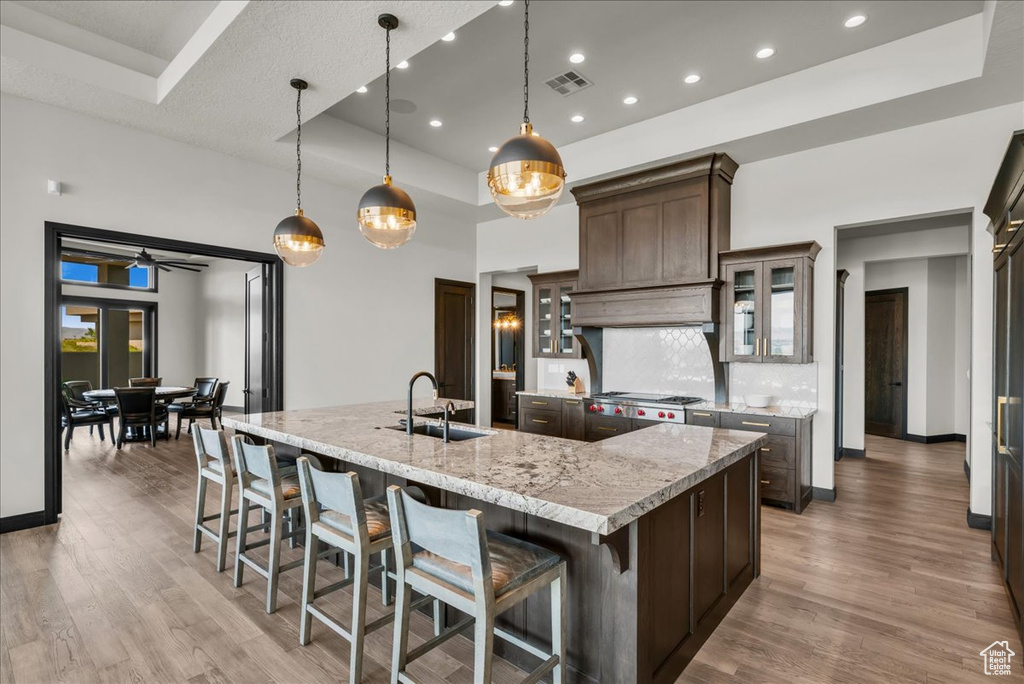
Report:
490,285,526,393
59,295,158,388
45,221,284,525
434,278,476,423
864,287,909,440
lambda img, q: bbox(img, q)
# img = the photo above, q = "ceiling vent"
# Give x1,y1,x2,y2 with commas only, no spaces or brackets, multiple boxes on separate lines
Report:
545,70,593,96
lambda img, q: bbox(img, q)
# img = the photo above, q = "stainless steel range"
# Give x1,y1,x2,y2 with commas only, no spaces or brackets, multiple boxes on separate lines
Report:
585,391,704,422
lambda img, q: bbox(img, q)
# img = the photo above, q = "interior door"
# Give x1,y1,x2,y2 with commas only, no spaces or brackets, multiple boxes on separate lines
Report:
864,289,908,439
244,266,266,415
435,279,475,423
835,271,848,459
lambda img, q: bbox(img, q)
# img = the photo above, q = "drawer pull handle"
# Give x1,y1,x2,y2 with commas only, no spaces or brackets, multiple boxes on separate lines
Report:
532,419,549,425
742,421,771,427
565,400,581,405
761,447,772,452
531,401,549,406
597,426,618,432
760,479,771,485
693,412,712,417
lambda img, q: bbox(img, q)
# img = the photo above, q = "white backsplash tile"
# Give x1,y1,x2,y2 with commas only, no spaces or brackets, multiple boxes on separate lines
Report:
537,358,592,392
602,327,716,398
730,362,818,408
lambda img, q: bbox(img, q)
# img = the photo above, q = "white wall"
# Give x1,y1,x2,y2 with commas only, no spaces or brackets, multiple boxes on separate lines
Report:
0,94,476,518
475,103,1022,515
954,256,972,440
196,259,250,407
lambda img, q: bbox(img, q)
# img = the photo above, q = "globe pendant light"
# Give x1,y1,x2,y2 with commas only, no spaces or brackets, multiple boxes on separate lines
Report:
487,0,566,220
273,79,325,267
358,14,417,249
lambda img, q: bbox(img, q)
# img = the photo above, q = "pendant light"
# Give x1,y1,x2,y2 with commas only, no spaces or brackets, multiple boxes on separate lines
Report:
357,14,417,249
273,79,325,267
487,0,566,220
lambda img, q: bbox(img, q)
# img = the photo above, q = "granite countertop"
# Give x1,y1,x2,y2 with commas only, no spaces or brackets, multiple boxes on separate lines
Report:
222,398,764,535
515,391,816,418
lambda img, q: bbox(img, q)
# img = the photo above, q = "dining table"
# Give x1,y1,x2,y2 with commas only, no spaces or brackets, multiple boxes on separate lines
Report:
82,386,197,441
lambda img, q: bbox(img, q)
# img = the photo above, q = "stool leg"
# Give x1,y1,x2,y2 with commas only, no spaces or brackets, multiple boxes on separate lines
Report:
216,478,232,573
193,474,209,553
299,530,319,645
473,602,495,684
552,564,566,684
390,579,412,684
266,506,283,614
432,599,442,637
234,495,250,588
288,508,298,550
349,549,370,684
380,549,390,605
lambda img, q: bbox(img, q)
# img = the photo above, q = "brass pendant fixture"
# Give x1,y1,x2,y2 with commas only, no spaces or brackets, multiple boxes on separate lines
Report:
273,78,325,267
358,13,417,249
487,0,566,220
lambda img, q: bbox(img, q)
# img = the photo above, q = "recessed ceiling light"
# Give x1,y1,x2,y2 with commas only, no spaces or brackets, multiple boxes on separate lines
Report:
623,95,638,105
683,74,701,84
429,119,443,127
396,60,409,69
498,0,514,5
844,14,866,28
442,31,456,42
571,114,585,123
755,47,775,59
569,53,585,64
356,85,368,93
488,146,499,152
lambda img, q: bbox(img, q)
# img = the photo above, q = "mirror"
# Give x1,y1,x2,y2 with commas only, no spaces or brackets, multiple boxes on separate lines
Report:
493,291,520,371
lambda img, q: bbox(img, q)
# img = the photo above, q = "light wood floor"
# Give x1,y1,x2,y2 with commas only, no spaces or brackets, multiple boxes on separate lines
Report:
1,432,1019,683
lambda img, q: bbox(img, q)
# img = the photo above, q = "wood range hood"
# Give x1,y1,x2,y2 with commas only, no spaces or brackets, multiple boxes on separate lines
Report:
568,152,737,328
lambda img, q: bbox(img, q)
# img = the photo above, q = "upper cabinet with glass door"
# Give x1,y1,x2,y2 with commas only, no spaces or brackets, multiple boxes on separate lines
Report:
721,242,820,364
528,270,581,359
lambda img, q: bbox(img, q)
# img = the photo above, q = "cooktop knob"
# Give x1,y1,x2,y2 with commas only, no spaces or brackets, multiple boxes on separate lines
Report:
598,405,605,412
589,405,597,412
667,412,676,420
637,409,646,416
614,407,622,414
658,411,665,418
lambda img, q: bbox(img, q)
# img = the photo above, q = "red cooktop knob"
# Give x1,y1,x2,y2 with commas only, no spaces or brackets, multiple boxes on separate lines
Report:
637,409,646,416
667,412,676,420
658,411,665,418
598,405,605,412
614,407,622,414
589,405,597,412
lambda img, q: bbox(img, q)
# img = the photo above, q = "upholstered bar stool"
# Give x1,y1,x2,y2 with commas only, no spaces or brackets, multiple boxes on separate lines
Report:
386,486,567,684
231,435,312,613
295,457,441,684
192,426,245,572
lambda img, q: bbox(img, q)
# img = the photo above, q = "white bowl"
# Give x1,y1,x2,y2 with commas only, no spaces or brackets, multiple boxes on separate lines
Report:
744,394,772,408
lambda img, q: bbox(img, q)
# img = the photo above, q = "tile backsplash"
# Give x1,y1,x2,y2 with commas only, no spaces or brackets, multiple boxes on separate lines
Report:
603,327,716,398
730,362,818,409
536,358,592,392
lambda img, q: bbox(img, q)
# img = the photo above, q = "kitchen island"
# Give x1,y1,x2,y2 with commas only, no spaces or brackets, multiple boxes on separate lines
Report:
223,398,765,684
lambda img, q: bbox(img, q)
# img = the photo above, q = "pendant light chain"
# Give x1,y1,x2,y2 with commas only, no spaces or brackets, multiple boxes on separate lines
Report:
385,25,391,177
523,0,530,124
295,86,302,211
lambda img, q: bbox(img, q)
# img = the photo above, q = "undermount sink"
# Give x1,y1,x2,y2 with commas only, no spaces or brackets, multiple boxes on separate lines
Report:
386,424,491,441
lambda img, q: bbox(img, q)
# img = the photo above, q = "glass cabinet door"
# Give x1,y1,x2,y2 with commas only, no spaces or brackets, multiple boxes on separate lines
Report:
537,285,553,355
557,282,575,355
728,263,762,360
763,260,799,362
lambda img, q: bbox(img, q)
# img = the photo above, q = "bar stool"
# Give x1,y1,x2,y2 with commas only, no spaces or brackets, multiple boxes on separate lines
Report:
192,426,240,572
386,485,567,684
295,457,440,684
231,435,311,613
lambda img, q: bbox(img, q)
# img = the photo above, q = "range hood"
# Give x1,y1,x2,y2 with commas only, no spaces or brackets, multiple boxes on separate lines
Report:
568,153,737,328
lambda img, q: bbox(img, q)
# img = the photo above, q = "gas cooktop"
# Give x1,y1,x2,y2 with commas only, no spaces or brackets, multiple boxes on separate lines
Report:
590,391,704,406
586,391,705,422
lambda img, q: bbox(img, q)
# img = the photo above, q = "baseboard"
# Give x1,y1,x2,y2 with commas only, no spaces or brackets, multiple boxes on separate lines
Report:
967,508,992,531
905,433,966,444
841,447,866,458
964,459,971,482
221,405,245,413
0,510,47,534
812,487,837,502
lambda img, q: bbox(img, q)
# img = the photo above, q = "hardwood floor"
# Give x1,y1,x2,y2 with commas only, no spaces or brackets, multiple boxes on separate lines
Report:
1,432,1019,682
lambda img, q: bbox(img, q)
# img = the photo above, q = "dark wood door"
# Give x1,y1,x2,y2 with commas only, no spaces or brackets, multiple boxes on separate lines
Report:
435,279,475,422
835,270,848,459
244,266,265,415
1005,237,1024,622
864,289,907,439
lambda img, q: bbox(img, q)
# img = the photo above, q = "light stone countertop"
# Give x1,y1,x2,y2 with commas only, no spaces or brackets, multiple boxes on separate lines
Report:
515,389,591,399
516,391,816,419
222,397,765,535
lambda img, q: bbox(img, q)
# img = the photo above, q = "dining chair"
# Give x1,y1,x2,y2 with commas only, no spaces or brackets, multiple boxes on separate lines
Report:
173,380,229,439
387,485,567,684
60,384,114,450
113,387,169,448
295,458,440,684
128,377,162,388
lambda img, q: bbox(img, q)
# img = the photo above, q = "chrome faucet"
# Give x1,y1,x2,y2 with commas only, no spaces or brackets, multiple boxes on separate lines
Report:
442,401,456,443
407,371,439,435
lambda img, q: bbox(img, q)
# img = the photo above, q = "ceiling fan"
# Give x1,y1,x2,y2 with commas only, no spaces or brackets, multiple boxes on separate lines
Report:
126,249,209,273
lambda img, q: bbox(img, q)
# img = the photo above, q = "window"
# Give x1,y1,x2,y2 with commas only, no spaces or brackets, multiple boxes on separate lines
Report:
60,249,155,291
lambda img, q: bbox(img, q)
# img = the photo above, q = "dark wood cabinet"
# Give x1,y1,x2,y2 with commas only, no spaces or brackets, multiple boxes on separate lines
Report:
720,242,820,364
491,378,517,423
527,271,580,359
986,130,1024,645
562,397,585,441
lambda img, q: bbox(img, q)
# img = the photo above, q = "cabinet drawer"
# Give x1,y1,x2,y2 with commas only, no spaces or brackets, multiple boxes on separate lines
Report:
759,464,794,503
758,435,795,468
585,414,631,441
520,407,562,436
562,398,586,441
520,396,561,413
720,412,796,436
686,409,719,427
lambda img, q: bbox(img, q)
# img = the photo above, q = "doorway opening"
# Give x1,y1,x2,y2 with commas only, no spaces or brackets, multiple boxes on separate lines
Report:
44,221,284,525
491,287,526,428
864,288,909,439
434,279,476,424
